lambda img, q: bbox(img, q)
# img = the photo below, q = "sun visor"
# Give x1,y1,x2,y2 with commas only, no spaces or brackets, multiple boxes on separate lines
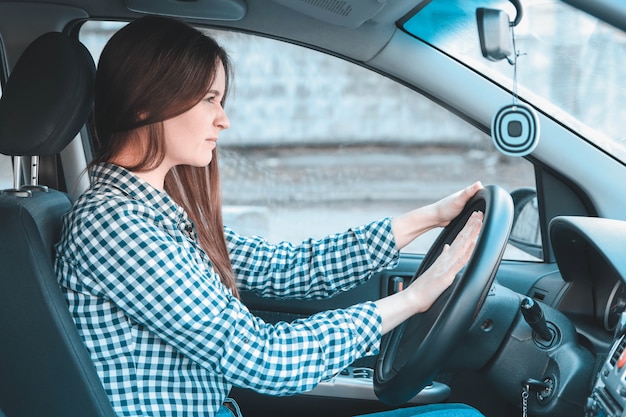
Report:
126,0,246,20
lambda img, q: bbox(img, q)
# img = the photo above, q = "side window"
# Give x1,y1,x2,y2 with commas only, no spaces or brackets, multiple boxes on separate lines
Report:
0,154,9,190
79,23,536,260
209,31,536,260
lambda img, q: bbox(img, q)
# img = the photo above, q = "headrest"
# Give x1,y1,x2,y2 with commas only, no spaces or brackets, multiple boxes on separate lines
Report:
0,32,95,156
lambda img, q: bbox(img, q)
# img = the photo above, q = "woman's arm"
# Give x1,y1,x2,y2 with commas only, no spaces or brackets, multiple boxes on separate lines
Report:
378,210,483,334
58,199,384,396
228,182,483,299
226,219,400,299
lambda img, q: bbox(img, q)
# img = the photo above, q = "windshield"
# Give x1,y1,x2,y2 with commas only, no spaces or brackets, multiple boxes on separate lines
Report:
403,0,626,164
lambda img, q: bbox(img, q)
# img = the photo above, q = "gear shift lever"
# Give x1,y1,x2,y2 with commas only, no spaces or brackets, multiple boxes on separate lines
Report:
521,297,553,341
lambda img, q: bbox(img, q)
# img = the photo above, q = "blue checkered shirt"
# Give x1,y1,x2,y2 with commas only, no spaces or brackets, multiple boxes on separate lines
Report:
55,163,400,416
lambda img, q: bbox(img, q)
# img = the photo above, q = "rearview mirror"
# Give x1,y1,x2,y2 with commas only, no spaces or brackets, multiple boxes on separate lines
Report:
476,8,513,62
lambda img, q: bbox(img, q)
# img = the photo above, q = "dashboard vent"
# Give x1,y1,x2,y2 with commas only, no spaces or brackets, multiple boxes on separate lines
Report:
596,386,623,416
610,337,626,367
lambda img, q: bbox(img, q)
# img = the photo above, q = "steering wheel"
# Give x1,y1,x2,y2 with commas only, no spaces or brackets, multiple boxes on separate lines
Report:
374,185,514,405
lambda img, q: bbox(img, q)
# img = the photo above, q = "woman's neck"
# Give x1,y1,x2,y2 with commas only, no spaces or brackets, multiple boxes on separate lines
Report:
107,134,172,191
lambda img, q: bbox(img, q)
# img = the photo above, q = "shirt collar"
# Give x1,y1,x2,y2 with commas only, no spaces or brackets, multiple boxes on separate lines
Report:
89,163,192,231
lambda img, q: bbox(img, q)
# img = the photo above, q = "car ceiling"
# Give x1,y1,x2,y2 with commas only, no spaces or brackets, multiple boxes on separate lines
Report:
0,0,430,68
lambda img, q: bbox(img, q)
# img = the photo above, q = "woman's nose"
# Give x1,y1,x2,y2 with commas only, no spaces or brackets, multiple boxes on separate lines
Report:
216,105,230,130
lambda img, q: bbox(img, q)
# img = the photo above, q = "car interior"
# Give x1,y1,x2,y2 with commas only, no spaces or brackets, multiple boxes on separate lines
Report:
1,1,626,417
0,31,116,416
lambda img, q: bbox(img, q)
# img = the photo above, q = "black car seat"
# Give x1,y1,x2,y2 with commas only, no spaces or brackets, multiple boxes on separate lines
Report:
0,32,117,417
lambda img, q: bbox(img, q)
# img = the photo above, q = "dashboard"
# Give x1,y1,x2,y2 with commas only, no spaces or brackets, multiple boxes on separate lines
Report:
549,216,626,417
551,217,626,333
605,282,626,333
587,331,626,417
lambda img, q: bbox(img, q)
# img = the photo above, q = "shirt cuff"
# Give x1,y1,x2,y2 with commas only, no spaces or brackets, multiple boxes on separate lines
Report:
358,217,400,272
349,301,383,357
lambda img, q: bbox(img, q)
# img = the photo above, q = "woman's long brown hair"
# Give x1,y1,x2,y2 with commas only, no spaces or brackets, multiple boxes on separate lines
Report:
91,15,238,297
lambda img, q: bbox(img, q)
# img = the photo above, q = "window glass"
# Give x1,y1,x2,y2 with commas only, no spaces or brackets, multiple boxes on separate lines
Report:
79,22,536,260
0,156,11,190
403,0,626,164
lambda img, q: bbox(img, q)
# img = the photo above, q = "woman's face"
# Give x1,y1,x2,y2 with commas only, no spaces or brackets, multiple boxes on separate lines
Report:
162,62,230,169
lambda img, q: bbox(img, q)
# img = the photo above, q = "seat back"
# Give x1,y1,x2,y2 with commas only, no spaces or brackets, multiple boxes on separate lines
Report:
0,32,116,417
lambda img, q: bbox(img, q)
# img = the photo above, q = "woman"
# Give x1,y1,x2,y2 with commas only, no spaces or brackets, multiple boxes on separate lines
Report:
55,16,484,417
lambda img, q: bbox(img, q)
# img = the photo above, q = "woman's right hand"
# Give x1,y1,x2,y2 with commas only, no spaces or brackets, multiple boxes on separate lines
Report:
376,210,483,334
406,210,483,313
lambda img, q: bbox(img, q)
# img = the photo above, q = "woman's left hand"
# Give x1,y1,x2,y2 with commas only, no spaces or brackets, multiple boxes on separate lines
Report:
391,181,483,250
430,181,483,227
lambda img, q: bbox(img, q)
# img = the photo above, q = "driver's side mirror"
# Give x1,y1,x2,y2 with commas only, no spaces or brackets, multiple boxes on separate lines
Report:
509,188,542,259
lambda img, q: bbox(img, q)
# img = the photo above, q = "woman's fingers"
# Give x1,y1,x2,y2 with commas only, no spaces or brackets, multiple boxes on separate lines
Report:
411,211,484,312
435,182,483,226
450,210,483,263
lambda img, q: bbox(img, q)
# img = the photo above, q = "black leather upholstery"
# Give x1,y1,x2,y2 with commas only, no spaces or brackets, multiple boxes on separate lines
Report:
0,192,116,417
0,33,116,416
0,32,95,156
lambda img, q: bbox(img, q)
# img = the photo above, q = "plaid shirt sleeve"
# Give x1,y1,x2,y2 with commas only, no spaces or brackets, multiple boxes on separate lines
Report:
57,196,386,397
226,218,400,299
